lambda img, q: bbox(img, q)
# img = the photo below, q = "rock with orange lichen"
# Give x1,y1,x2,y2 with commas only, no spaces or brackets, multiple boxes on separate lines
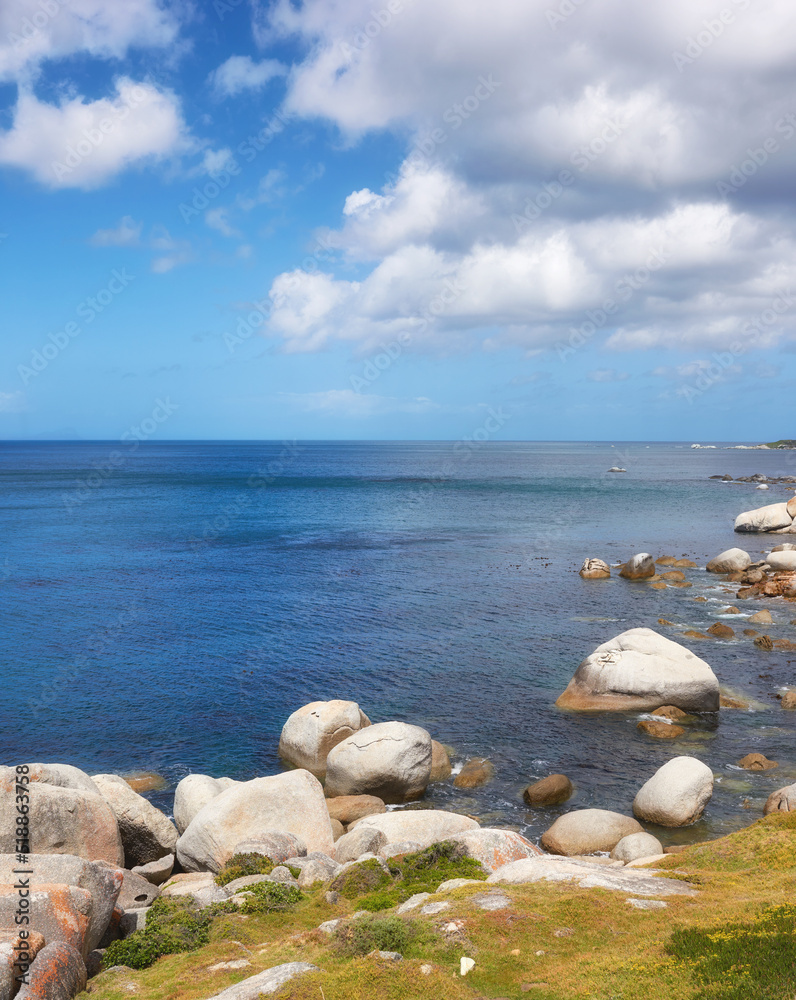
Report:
15,941,86,1000
444,829,541,872
0,884,91,960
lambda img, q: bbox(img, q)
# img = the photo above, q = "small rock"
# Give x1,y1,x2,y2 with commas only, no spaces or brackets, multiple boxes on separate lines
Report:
626,898,667,910
420,963,433,974
579,558,611,579
523,774,573,807
780,691,796,710
131,853,175,886
723,606,742,614
637,720,685,739
453,758,494,789
420,901,450,915
326,795,386,825
208,959,251,972
460,957,476,976
661,571,686,582
369,950,402,961
396,893,431,914
330,819,345,841
317,919,341,935
471,892,511,911
619,553,655,580
749,610,774,624
610,832,663,863
123,771,169,794
737,753,778,771
652,705,688,721
754,635,774,650
764,782,796,814
430,741,453,782
707,623,735,639
553,927,574,937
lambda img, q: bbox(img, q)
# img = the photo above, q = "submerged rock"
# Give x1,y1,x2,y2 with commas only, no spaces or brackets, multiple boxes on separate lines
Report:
523,774,573,807
555,627,721,712
429,741,453,782
619,553,656,580
579,558,611,579
453,758,494,789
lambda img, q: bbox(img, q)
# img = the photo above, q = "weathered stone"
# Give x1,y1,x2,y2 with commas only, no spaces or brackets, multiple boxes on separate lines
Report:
540,810,642,856
707,623,735,639
0,854,121,953
619,553,655,579
333,826,387,864
378,841,425,860
556,627,720,712
764,782,796,814
330,818,344,841
754,635,774,650
177,771,333,873
105,866,160,910
735,503,793,533
748,609,774,624
610,833,663,863
633,757,713,827
0,930,45,999
444,829,541,872
429,742,452,782
233,833,307,864
0,779,122,866
325,722,432,804
279,701,371,778
487,856,696,896
173,774,237,836
0,884,91,959
737,753,777,771
579,558,610,579
15,942,86,1000
661,571,685,582
92,774,178,867
351,810,479,849
780,691,796,710
637,720,685,739
768,551,796,571
160,873,228,907
131,853,174,886
523,774,573,807
326,795,386,826
453,759,494,789
707,548,751,573
202,962,320,999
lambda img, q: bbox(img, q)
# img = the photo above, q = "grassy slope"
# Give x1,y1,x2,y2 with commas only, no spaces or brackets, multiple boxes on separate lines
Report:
83,812,796,1000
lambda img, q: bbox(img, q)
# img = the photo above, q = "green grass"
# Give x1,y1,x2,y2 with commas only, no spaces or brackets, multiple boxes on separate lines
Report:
214,852,276,886
237,881,303,916
666,903,796,999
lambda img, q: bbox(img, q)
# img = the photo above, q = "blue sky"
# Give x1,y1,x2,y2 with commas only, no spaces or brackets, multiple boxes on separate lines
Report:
1,0,795,441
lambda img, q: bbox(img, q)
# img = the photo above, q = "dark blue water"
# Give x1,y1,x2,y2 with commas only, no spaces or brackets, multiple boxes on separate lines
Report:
2,441,795,846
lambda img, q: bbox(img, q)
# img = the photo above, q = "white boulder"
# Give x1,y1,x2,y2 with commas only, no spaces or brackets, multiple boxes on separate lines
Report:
735,503,793,533
176,770,334,872
324,721,432,803
706,548,751,573
764,782,796,815
540,809,643,856
350,809,479,849
173,774,238,835
610,832,664,863
556,627,720,712
278,700,371,778
766,550,796,572
633,756,714,827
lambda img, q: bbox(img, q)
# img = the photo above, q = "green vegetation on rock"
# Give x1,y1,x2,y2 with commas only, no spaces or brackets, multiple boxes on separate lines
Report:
766,439,796,448
332,913,422,958
215,852,275,886
238,880,303,915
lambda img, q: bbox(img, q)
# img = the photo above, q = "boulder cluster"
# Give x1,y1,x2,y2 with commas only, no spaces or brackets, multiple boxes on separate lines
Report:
734,495,796,534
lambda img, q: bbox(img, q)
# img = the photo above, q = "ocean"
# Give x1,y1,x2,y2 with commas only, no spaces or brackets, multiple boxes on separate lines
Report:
2,440,795,847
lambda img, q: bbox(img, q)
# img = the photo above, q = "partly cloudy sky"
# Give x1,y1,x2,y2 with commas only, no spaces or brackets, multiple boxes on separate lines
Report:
2,0,796,440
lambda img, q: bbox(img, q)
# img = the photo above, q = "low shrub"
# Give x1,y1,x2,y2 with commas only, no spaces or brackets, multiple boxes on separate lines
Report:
238,880,303,915
329,858,393,900
102,897,236,971
333,913,419,957
215,852,275,886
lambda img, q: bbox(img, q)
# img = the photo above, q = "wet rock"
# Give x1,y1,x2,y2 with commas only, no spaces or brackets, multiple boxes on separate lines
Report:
652,705,688,721
523,774,573,807
619,553,656,580
706,548,751,573
579,558,610,579
453,759,494,789
754,635,774,650
637,720,685,739
707,623,735,639
429,741,453,782
748,609,773,624
737,753,778,771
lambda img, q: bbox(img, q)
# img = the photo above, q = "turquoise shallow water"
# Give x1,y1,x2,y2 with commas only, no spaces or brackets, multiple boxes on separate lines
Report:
1,440,795,846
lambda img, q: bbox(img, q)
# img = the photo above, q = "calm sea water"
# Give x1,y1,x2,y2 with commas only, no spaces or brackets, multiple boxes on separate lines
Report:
2,440,795,847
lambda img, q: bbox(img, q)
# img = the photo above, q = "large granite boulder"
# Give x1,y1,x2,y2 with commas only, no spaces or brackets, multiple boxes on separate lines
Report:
15,941,87,1000
706,548,751,573
735,503,793,533
92,774,178,867
619,553,655,579
173,774,238,835
326,795,386,825
350,809,479,849
767,550,796,572
555,627,720,712
633,756,714,827
540,809,643,856
0,769,123,865
279,701,371,778
0,884,91,959
764,782,796,815
332,826,387,864
444,829,541,872
0,854,122,952
324,722,432,804
176,770,334,872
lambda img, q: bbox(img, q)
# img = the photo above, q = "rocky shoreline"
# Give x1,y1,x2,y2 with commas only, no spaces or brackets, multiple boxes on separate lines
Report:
4,501,796,998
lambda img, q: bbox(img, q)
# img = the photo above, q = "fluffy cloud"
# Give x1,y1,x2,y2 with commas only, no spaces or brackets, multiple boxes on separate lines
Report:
209,55,285,98
0,79,191,189
254,0,796,357
89,215,143,246
0,0,179,82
